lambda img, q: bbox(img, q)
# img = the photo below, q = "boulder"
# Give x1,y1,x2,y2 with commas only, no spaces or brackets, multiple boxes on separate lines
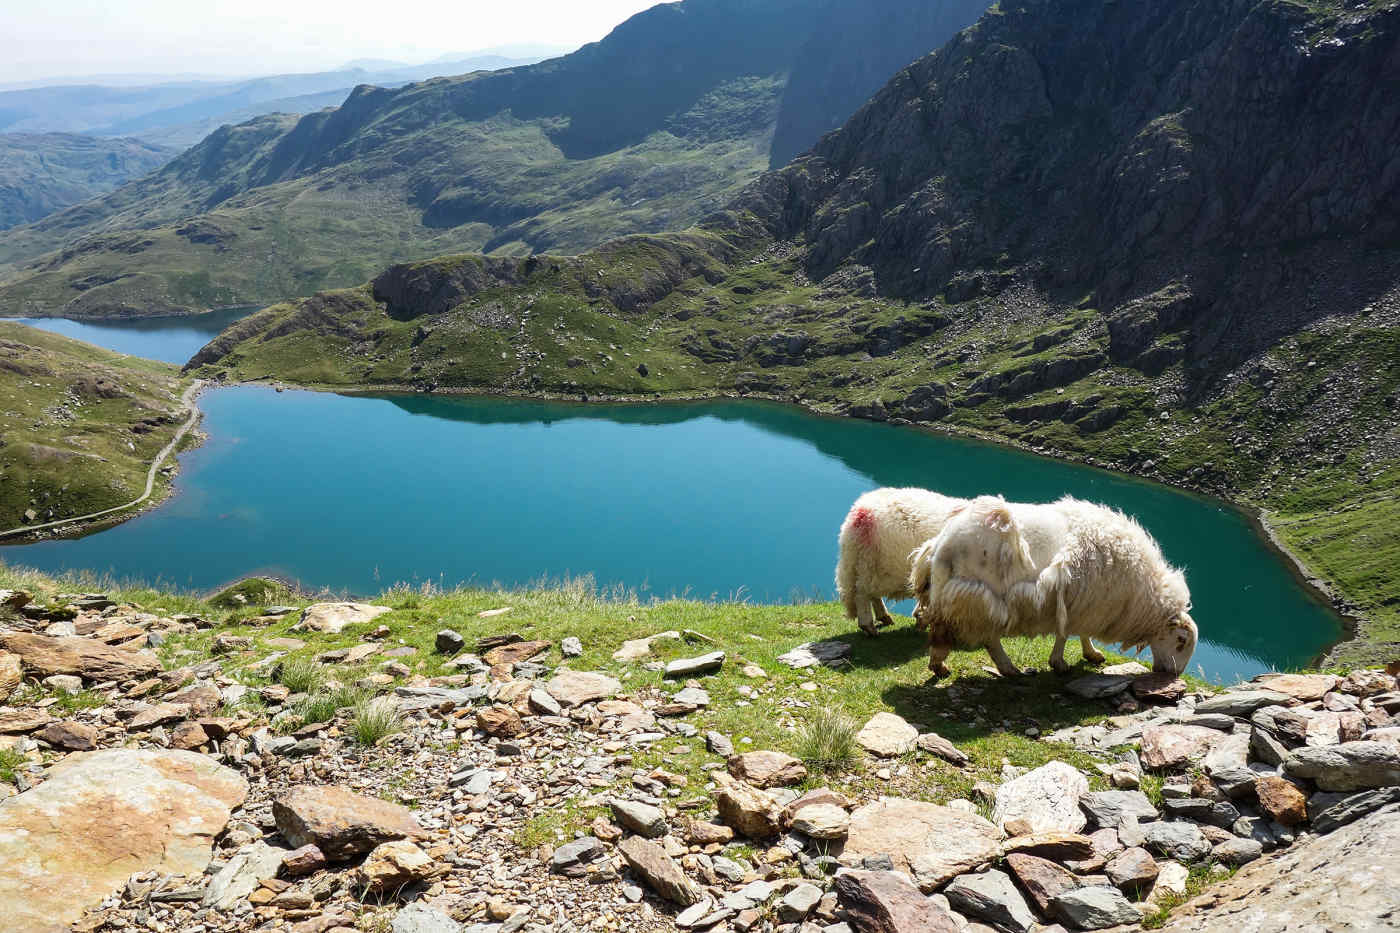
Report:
0,631,160,682
842,798,1001,891
273,785,424,861
833,870,960,933
856,712,919,757
1284,741,1400,792
945,869,1036,933
354,840,444,892
992,760,1088,834
728,750,808,788
617,835,701,905
544,670,620,707
1154,805,1400,931
297,602,390,634
789,803,850,840
0,749,246,933
715,779,784,838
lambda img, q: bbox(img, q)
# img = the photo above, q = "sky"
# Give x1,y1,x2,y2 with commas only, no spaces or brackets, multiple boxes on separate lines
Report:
1,0,663,84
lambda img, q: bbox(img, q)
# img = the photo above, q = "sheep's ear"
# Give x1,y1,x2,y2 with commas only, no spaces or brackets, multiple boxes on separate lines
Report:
982,505,1015,534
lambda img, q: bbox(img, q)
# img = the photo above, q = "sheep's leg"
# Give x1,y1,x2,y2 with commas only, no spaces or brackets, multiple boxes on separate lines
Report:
873,597,896,628
986,639,1023,677
1049,634,1071,673
1080,636,1106,664
856,600,879,637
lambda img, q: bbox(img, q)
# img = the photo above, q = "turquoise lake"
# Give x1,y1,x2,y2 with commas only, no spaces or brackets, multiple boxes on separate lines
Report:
15,307,254,364
2,377,1343,682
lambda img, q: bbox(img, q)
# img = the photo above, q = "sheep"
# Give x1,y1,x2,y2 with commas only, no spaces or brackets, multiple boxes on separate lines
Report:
836,487,966,636
910,495,1198,677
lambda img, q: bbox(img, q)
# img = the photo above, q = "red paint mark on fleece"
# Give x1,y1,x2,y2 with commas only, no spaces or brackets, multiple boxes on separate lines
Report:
849,507,876,544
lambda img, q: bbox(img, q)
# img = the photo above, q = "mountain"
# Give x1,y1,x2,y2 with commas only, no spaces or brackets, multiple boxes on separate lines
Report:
0,321,187,531
0,0,989,319
188,0,1400,663
0,134,175,230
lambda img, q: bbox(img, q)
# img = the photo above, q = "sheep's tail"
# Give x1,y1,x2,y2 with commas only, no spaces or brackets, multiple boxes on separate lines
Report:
836,506,876,619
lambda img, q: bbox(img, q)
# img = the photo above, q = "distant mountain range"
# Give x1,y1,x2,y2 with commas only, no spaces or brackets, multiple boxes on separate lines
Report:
0,53,552,148
0,134,175,230
0,0,988,319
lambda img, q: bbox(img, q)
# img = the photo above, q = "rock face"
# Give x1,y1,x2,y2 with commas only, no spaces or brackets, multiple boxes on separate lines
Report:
833,870,960,933
856,712,919,757
993,760,1089,834
842,798,1001,890
0,631,160,681
297,602,390,634
0,749,247,933
273,785,425,861
1157,806,1400,931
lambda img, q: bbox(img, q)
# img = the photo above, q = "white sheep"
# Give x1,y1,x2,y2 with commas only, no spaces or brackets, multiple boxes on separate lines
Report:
910,495,1198,676
836,487,966,636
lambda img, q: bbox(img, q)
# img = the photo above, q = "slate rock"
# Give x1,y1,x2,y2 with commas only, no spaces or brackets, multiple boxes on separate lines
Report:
790,803,850,840
945,869,1037,933
354,840,444,892
544,670,621,707
715,778,784,838
273,784,424,861
728,750,808,788
1004,852,1080,915
1309,786,1400,834
1051,886,1141,930
1105,846,1159,890
550,836,603,874
993,760,1088,834
1141,724,1223,769
611,798,669,838
664,651,725,677
1284,741,1400,791
1142,821,1211,861
1065,673,1136,698
916,731,970,765
855,712,918,757
617,835,701,905
393,903,462,933
833,870,960,933
1211,837,1263,866
204,841,285,908
1080,790,1158,828
841,798,1000,891
1162,797,1241,828
38,720,97,751
0,631,161,682
1194,689,1292,717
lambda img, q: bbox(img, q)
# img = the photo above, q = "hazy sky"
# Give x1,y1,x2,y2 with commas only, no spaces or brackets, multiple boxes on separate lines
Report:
3,0,663,83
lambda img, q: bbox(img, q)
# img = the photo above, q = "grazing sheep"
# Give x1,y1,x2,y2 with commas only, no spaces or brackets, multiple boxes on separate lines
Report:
910,495,1198,677
836,487,966,636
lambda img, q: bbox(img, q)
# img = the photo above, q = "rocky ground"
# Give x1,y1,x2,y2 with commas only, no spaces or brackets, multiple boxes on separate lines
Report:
2,585,1399,933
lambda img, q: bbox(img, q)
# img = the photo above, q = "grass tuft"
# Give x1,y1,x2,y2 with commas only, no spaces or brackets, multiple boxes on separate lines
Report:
350,696,402,746
277,657,327,694
795,707,861,775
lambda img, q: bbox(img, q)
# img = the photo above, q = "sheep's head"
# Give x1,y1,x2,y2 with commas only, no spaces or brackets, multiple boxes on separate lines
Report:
1150,612,1198,674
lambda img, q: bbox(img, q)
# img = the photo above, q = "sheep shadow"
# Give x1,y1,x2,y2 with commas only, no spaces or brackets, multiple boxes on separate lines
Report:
816,622,932,672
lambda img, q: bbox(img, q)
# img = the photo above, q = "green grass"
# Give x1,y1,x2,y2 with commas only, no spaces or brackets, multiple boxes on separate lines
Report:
795,708,861,775
1141,863,1238,929
0,747,27,785
350,696,403,746
276,657,327,695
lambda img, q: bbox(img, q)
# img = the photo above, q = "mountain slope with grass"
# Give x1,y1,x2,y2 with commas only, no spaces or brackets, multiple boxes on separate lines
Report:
0,321,191,532
0,134,175,230
188,0,1400,663
0,0,989,319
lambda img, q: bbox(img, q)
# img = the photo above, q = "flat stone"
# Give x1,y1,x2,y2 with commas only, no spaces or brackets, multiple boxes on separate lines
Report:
1202,731,1252,774
544,670,621,707
945,869,1036,933
611,798,668,838
842,797,1001,891
393,903,461,933
1133,672,1188,703
204,841,285,908
856,712,919,757
833,870,959,933
527,687,563,717
915,731,969,765
1253,673,1340,701
993,760,1088,834
1106,846,1159,890
1141,723,1224,770
1211,837,1263,866
1065,673,1135,698
617,835,701,905
1162,797,1241,828
1001,831,1094,861
776,640,852,669
0,631,160,682
476,705,523,737
297,602,390,634
393,685,485,711
672,686,711,707
1253,705,1344,747
728,750,808,788
1255,776,1308,825
1141,821,1211,861
273,784,425,861
1004,852,1080,914
483,639,551,666
38,720,97,751
777,882,823,921
1309,786,1400,834
1080,790,1158,827
129,702,190,730
612,631,681,662
170,721,210,750
0,749,247,933
354,840,443,892
664,651,725,677
1251,725,1290,766
1209,765,1259,799
1195,689,1292,717
789,803,850,840
550,836,603,874
281,843,327,877
1051,886,1141,930
1284,741,1400,791
0,709,50,733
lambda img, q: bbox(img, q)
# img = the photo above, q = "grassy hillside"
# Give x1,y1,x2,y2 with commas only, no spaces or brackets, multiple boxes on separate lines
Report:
0,134,174,230
0,0,989,318
0,321,190,531
187,0,1400,664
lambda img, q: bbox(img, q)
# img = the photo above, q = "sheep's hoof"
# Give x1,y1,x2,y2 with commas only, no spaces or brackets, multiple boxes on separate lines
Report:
1050,660,1071,675
876,616,896,628
858,625,880,638
928,661,951,678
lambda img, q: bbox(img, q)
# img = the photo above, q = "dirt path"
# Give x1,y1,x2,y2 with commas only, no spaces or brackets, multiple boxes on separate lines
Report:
0,379,204,539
